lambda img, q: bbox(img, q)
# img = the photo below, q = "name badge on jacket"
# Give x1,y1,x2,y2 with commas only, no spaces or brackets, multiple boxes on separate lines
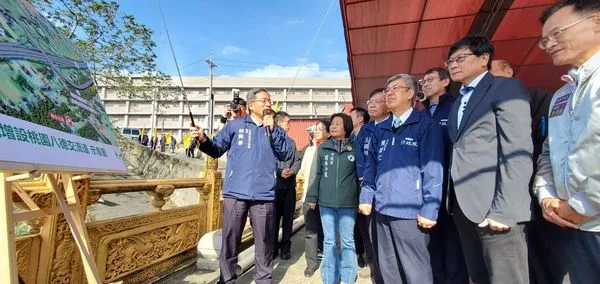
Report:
550,93,570,118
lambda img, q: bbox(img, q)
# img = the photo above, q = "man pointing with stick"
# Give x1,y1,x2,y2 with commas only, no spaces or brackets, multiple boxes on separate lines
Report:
190,88,294,284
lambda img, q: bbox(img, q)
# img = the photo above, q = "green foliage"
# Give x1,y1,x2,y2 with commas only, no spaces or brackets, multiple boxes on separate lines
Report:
77,121,100,141
28,98,68,132
27,0,175,101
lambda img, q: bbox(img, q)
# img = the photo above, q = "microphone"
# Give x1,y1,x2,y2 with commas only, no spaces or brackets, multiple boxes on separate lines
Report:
263,109,273,141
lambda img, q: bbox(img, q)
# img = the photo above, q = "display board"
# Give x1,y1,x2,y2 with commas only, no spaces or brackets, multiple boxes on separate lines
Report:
0,0,126,173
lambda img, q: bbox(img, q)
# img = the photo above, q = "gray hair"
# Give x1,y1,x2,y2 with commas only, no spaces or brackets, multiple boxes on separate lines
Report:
246,88,269,103
387,74,418,105
387,74,418,91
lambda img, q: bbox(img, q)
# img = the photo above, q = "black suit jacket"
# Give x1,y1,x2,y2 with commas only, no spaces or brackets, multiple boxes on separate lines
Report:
448,72,533,226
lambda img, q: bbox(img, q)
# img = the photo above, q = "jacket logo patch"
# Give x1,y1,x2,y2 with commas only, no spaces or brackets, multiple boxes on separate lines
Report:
439,119,448,126
348,154,355,162
550,93,570,118
401,137,418,147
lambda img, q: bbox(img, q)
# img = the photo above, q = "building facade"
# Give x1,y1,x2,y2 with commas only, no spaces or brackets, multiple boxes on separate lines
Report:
98,76,352,140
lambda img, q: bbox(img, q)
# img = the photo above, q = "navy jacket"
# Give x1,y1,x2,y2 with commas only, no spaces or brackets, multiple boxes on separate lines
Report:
199,114,294,201
354,122,374,181
354,115,391,181
360,109,444,220
423,93,456,211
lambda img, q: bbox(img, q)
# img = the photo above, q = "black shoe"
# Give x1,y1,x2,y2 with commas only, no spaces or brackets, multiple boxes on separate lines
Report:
280,248,291,260
357,254,366,268
304,266,318,277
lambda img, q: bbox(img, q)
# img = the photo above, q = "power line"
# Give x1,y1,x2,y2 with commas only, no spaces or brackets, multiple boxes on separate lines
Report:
156,0,195,127
285,0,336,109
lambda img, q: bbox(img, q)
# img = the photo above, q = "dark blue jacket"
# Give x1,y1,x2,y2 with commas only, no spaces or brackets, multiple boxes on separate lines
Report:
199,114,294,201
354,116,391,181
360,109,444,220
423,93,455,207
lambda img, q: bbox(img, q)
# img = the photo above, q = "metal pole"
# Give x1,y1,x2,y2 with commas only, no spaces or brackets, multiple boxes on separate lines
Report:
205,54,217,135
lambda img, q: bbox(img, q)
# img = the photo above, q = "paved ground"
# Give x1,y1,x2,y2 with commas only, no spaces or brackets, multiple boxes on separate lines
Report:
160,228,375,284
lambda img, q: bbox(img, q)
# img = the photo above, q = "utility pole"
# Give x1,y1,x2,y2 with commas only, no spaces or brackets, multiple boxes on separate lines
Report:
205,54,217,135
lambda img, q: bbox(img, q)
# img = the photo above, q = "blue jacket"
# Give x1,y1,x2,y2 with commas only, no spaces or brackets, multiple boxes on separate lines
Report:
354,122,374,181
360,109,444,220
354,116,391,181
423,93,456,208
199,114,294,201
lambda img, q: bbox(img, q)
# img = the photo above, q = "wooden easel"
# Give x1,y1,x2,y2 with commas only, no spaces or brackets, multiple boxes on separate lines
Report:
0,171,101,284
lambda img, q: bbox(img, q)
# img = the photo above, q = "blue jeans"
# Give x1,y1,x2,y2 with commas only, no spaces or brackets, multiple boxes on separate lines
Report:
319,206,357,284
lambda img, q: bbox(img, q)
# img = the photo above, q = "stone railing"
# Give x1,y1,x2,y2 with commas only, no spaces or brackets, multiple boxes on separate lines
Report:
13,157,223,284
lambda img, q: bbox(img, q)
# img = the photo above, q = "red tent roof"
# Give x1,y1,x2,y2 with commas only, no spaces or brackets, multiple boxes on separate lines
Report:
340,0,570,106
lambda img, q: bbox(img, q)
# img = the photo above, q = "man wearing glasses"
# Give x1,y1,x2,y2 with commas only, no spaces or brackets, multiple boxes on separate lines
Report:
359,74,444,284
445,35,533,284
190,88,294,284
421,67,468,284
534,1,600,283
353,88,388,283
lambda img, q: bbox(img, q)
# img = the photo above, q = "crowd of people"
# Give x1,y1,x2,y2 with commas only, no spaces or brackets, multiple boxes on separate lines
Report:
137,133,177,153
188,1,600,283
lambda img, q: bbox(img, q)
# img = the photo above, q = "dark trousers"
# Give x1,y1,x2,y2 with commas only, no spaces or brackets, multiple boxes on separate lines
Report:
429,209,469,284
354,216,365,256
563,229,600,284
303,201,323,270
274,181,296,251
358,211,384,284
376,213,433,284
219,198,275,284
526,219,570,284
453,204,529,284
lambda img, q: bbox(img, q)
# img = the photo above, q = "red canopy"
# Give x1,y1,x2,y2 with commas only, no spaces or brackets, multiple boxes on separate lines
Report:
340,0,570,106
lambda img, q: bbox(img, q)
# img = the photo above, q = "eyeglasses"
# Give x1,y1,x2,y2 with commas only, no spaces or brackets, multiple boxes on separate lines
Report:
366,99,385,105
538,15,595,49
253,99,272,104
444,53,474,67
384,85,411,95
421,76,440,85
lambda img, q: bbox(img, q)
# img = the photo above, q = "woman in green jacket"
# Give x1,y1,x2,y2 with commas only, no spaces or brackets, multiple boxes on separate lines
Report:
307,113,359,284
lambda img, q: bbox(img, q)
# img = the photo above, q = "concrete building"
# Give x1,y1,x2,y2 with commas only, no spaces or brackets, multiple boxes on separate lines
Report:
98,76,352,139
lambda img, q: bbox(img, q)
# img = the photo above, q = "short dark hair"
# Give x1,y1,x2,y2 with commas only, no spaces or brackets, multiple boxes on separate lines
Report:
540,0,600,24
350,107,370,124
329,113,354,138
424,67,451,92
448,35,495,70
274,111,289,124
369,88,385,98
318,118,331,135
425,67,450,81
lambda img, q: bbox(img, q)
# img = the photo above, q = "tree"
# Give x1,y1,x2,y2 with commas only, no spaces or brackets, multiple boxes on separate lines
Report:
27,0,177,101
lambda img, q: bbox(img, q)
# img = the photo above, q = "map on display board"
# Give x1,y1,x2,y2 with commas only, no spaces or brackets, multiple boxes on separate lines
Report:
0,0,127,173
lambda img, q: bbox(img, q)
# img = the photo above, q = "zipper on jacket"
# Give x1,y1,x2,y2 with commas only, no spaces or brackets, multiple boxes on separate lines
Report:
336,152,340,204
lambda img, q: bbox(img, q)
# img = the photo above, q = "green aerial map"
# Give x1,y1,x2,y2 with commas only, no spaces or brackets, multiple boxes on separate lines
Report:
0,0,117,147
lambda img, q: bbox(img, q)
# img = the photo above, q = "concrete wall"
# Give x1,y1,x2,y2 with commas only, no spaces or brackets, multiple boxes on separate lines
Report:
117,134,207,207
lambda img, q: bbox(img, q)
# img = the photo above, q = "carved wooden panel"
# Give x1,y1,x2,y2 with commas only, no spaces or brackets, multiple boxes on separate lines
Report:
16,235,41,284
87,206,202,282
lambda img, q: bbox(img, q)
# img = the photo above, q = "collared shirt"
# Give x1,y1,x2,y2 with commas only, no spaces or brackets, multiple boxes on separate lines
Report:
375,114,391,126
429,103,438,115
457,71,488,126
250,115,263,126
392,108,413,128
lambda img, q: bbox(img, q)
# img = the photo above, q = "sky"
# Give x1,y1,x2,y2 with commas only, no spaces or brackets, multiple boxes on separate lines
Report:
117,0,350,78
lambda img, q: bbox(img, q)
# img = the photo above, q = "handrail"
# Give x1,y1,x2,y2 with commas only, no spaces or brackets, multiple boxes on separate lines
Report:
89,178,207,194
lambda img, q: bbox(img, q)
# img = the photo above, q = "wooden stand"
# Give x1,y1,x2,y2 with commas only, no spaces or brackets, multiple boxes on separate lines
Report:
0,172,101,284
